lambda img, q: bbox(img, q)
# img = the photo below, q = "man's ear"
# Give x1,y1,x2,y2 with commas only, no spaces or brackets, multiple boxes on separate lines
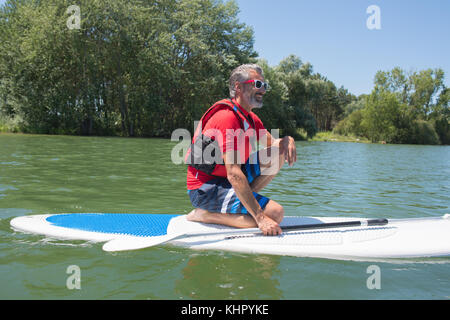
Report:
234,81,241,95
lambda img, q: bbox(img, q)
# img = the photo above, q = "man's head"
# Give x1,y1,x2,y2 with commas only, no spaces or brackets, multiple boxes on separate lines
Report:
229,64,267,111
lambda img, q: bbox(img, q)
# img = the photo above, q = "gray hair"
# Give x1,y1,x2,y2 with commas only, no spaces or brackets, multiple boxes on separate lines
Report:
229,64,264,98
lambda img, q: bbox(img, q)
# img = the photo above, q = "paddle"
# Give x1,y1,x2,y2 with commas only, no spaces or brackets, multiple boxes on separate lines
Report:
102,218,388,252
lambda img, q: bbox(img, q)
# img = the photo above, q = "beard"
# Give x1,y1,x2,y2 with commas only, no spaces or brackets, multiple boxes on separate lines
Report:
250,94,264,109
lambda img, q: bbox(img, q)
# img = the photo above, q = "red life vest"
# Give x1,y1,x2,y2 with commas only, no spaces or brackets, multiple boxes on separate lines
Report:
186,98,256,178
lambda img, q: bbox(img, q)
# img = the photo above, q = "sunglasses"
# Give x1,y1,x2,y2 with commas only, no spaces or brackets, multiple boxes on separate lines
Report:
241,79,269,90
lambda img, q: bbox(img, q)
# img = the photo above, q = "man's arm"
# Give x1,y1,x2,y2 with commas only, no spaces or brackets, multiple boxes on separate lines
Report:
260,131,297,166
224,151,281,236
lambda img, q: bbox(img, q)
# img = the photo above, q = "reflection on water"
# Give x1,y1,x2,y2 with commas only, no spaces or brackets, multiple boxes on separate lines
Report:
175,252,283,299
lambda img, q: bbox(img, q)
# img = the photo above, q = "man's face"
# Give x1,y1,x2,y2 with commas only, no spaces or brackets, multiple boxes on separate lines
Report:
238,70,266,109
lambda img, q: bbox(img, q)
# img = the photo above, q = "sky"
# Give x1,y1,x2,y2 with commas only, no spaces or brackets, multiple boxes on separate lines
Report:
1,0,449,96
235,0,450,96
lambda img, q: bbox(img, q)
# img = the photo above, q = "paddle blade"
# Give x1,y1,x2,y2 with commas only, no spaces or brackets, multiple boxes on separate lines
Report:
102,233,179,252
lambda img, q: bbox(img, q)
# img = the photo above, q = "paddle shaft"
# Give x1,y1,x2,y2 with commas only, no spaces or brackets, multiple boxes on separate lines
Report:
279,218,388,232
180,218,389,239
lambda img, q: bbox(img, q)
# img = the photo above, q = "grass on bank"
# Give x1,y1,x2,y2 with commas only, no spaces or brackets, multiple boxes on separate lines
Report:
310,131,371,143
291,128,371,143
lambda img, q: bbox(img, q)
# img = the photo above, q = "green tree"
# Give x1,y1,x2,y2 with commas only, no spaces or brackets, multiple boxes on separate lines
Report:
0,0,256,136
374,67,446,120
334,109,365,137
337,67,448,145
361,88,404,143
374,67,411,104
409,68,446,119
280,59,317,138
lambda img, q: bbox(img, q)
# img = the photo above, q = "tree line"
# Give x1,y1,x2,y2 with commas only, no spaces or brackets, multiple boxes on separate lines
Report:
0,0,448,145
334,67,449,144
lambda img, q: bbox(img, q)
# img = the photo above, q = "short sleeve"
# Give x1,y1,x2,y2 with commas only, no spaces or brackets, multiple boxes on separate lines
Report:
202,109,242,154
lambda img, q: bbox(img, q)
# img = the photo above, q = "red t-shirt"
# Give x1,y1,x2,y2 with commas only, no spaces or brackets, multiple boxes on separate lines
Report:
186,101,267,190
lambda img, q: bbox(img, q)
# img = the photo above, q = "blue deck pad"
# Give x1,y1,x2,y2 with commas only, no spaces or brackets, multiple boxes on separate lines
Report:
46,213,180,237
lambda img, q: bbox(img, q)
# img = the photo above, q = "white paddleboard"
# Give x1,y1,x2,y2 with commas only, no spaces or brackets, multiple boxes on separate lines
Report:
10,213,450,261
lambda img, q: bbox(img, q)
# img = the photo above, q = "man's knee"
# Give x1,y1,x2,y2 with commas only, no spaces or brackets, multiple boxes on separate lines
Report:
264,201,284,224
273,204,285,224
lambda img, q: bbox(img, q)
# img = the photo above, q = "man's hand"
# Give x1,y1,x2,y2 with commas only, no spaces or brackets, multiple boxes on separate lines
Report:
280,136,297,166
256,214,282,236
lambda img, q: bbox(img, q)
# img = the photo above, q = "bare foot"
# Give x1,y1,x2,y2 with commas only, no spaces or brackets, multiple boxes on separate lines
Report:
186,208,258,229
186,208,208,222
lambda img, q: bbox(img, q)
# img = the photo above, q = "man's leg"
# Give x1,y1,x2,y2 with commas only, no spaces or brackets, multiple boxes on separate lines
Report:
187,142,286,229
187,199,284,228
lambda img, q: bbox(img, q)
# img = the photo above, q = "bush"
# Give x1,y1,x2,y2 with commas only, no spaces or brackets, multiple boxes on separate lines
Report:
434,117,450,145
409,120,440,145
333,109,365,137
0,114,23,133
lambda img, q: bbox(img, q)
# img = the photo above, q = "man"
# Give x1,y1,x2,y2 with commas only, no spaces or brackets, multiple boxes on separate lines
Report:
186,64,297,236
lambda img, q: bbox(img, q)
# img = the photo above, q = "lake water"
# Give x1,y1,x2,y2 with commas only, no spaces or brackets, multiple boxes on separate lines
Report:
0,134,449,299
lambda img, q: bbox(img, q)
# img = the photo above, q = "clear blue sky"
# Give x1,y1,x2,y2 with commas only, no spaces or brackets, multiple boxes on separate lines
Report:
1,0,448,96
235,0,450,96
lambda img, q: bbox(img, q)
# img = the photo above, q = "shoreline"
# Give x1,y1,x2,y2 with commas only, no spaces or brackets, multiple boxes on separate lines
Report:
309,132,372,144
2,131,447,146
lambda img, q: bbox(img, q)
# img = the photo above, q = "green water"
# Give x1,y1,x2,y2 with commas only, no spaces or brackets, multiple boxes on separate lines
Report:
0,133,449,299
